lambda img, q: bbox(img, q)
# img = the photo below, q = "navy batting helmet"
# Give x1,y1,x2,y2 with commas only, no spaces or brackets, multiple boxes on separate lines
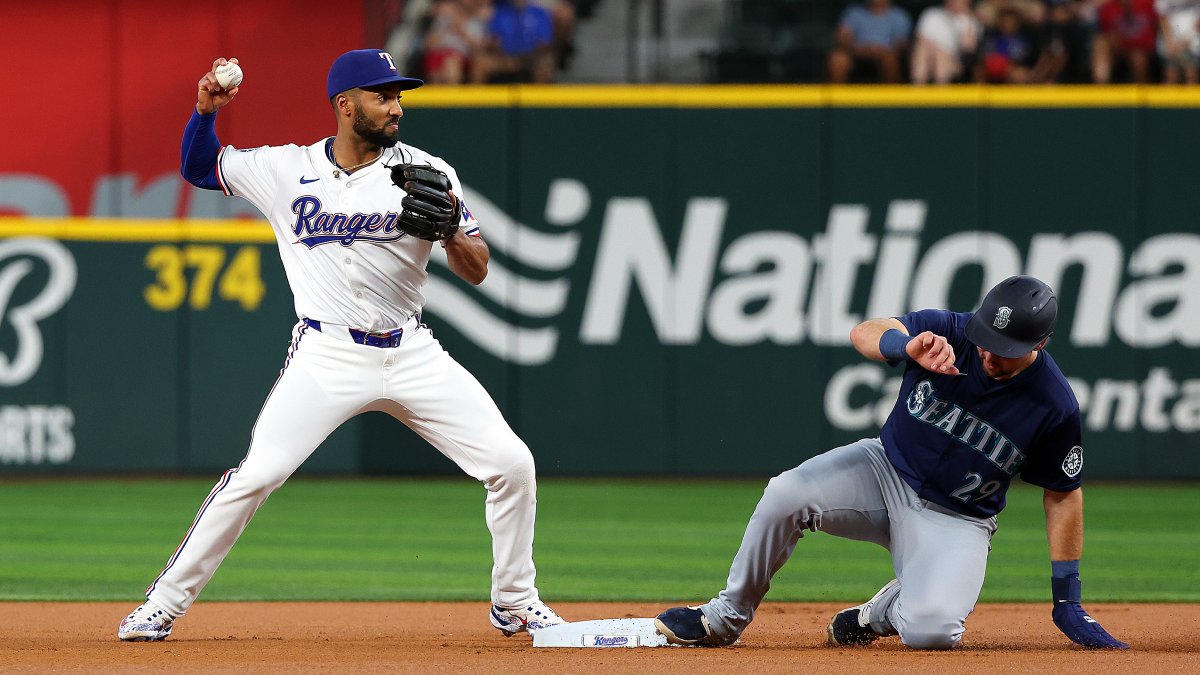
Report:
965,276,1057,358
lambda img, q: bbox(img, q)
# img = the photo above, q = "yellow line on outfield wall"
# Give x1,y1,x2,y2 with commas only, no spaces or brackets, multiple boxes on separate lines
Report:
408,84,1200,108
0,218,274,243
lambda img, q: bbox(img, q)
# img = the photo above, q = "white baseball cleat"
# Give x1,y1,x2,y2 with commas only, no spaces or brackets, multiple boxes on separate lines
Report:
489,601,565,636
118,600,175,642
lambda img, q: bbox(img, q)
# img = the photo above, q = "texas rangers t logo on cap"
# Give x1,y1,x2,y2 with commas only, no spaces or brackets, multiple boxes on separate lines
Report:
326,49,423,99
993,306,1012,329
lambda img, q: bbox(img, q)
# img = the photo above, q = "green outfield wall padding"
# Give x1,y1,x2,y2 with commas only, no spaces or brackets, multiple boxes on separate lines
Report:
2,103,1197,478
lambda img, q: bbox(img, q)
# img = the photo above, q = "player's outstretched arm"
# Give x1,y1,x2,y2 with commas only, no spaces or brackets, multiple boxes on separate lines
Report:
197,57,240,115
850,318,959,375
1044,488,1129,649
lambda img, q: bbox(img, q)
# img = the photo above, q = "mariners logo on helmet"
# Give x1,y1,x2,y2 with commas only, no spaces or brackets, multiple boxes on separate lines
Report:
1062,446,1083,478
994,306,1012,329
966,276,1058,358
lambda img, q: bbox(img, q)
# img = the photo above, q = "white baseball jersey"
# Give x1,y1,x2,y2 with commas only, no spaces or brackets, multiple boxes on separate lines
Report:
215,139,481,331
141,132,544,621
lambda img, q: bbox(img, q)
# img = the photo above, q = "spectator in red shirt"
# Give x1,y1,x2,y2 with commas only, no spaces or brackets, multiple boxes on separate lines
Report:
423,0,491,85
1093,0,1159,82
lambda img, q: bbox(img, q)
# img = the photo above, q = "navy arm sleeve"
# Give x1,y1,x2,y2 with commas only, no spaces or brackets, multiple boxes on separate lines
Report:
181,110,222,190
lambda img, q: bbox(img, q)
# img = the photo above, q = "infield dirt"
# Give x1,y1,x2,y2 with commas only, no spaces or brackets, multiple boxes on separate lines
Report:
2,601,1196,673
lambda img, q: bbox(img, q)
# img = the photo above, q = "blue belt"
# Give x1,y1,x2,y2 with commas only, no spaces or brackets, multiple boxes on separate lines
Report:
303,318,404,348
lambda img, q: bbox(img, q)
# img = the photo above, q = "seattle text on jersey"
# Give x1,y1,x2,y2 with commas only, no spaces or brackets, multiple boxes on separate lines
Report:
905,379,1026,476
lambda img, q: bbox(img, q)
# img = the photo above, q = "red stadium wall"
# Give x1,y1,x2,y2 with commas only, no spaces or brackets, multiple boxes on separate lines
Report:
0,0,368,217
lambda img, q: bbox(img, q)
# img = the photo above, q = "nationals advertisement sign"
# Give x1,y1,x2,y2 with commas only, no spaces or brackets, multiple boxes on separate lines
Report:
2,7,1199,479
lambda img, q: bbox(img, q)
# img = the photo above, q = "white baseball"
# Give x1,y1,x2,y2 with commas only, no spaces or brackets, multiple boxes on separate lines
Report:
214,62,243,89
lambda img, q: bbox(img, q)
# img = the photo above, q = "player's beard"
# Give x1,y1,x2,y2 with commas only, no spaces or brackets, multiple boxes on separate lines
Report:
352,106,400,149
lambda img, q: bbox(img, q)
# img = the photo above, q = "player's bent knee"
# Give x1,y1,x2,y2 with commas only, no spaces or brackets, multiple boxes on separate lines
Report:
501,453,535,479
488,442,537,490
901,629,959,650
764,468,812,497
758,472,819,523
897,612,963,650
512,454,537,482
762,474,797,506
229,463,291,495
495,436,534,469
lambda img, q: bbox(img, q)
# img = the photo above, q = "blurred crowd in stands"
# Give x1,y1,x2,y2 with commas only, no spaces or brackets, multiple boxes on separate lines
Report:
832,0,1199,84
413,0,590,84
402,0,1200,85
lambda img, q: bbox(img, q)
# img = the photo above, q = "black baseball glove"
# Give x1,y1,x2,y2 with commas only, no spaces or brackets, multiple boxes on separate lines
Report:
389,164,462,241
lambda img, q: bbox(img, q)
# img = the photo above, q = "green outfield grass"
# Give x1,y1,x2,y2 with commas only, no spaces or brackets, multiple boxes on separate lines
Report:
0,478,1194,603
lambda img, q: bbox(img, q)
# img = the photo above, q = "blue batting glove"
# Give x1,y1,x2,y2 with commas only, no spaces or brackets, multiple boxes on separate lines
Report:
1051,576,1129,649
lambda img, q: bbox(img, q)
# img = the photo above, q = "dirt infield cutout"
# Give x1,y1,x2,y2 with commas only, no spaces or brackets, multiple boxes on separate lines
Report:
2,601,1196,673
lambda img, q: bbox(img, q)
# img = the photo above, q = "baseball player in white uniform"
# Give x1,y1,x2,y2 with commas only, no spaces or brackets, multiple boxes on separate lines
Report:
118,50,563,641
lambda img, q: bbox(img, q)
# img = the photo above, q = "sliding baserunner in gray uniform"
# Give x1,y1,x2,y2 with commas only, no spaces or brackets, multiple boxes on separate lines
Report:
655,276,1127,650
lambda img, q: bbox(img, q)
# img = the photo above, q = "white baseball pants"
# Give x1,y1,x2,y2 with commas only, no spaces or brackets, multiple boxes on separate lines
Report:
146,317,542,616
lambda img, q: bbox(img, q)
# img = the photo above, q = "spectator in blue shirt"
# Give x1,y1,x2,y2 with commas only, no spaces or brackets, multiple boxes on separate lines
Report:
828,0,915,83
477,0,556,83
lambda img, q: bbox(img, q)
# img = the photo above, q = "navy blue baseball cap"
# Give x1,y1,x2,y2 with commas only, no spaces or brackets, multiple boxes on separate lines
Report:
326,49,423,99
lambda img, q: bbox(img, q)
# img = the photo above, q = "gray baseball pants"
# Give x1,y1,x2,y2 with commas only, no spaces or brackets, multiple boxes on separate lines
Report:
701,438,997,650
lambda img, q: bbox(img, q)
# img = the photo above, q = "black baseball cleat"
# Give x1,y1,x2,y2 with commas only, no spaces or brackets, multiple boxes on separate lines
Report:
655,606,721,646
826,606,878,646
826,579,899,647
